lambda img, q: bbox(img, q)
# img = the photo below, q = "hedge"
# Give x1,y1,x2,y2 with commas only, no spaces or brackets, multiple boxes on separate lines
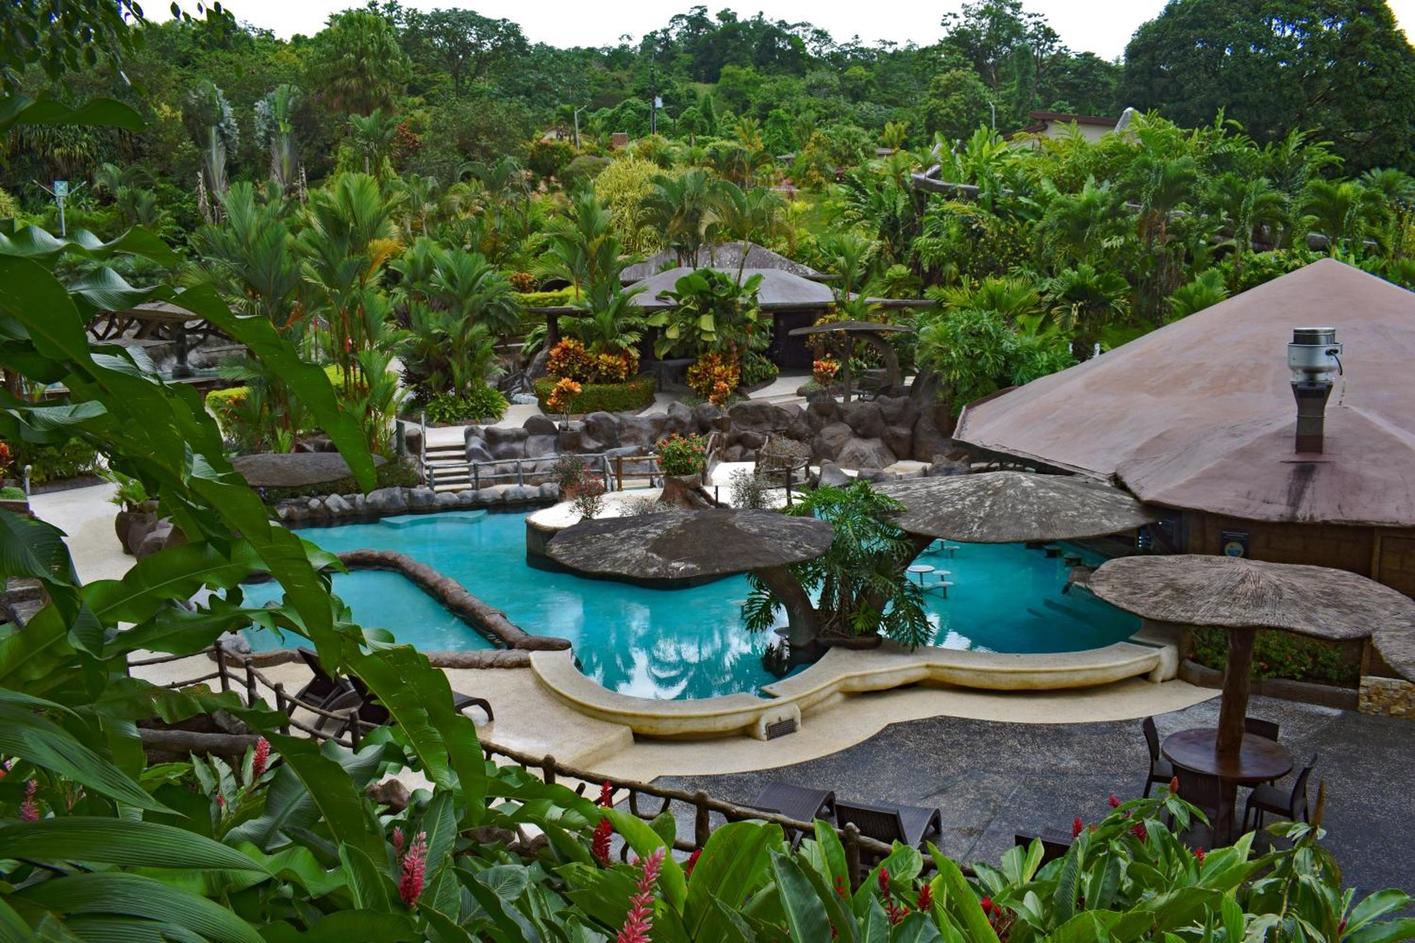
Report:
1191,626,1360,687
533,375,656,415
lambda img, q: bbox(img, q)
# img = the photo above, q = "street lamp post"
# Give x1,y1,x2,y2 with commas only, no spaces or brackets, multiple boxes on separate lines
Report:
573,106,587,149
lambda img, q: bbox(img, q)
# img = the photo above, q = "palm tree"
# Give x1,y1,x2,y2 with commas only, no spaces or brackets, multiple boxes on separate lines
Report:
563,281,648,357
347,108,398,177
183,79,239,205
1205,172,1288,274
1036,177,1128,265
1043,263,1130,358
535,190,623,300
296,172,401,391
645,169,734,266
1301,180,1388,256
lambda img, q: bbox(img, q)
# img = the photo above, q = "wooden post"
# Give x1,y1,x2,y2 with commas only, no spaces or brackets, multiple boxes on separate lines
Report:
215,646,230,693
694,790,711,848
349,716,361,749
1216,629,1256,756
274,684,290,734
542,755,557,786
615,455,624,491
844,823,862,890
245,664,257,707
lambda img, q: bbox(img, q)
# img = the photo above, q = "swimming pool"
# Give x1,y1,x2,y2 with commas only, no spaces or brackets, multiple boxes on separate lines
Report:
243,510,1139,699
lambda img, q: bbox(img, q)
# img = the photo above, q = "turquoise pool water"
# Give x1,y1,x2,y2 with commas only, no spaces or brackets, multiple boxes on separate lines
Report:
243,510,1139,699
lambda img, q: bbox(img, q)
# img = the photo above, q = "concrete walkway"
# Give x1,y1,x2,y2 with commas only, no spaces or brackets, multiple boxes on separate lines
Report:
656,695,1415,897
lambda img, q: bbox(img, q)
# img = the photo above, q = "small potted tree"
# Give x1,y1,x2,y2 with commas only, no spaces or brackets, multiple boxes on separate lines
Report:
107,470,160,555
655,433,711,507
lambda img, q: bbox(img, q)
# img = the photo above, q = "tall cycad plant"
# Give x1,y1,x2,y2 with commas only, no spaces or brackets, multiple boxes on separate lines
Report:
535,189,623,301
645,169,733,266
1301,179,1389,257
254,83,300,194
1205,172,1287,276
297,172,401,393
183,79,238,216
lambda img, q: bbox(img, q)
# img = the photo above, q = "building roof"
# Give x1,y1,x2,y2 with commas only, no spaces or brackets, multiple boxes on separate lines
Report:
1024,110,1119,131
628,266,837,311
621,241,823,284
953,259,1415,527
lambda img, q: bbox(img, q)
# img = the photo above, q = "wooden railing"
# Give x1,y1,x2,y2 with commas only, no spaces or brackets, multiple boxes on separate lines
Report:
129,645,902,888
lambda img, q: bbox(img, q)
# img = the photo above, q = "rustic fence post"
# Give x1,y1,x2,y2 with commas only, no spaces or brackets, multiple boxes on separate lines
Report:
215,645,230,693
274,683,290,734
348,716,361,749
694,790,711,848
844,823,863,890
615,455,624,491
244,663,257,707
541,754,557,786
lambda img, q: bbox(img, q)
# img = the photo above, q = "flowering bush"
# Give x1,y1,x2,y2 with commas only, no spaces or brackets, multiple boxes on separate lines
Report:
572,471,606,519
812,357,841,385
546,377,583,415
547,338,639,384
686,352,740,405
508,270,537,293
656,433,708,477
0,441,12,480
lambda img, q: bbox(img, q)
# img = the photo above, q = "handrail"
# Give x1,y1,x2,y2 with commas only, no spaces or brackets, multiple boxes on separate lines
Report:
132,644,908,888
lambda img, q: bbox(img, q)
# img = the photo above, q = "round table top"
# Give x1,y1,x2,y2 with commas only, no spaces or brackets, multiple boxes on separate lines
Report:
1161,728,1293,784
907,564,935,574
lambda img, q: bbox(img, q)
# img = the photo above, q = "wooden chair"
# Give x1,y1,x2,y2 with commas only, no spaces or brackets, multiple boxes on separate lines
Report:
749,782,836,823
347,674,493,725
1142,716,1175,797
1244,754,1317,832
292,649,358,729
835,799,942,852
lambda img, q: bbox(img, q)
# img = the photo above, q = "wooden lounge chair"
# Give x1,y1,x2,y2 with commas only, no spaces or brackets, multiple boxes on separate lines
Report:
1244,754,1317,832
292,648,357,727
347,674,494,725
749,782,835,822
835,799,942,852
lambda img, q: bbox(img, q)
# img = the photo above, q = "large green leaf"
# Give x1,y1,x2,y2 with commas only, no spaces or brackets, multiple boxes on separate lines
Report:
84,542,266,625
0,818,264,871
683,822,777,940
770,851,833,943
262,735,386,863
14,873,262,943
603,808,686,910
0,703,167,812
0,96,144,136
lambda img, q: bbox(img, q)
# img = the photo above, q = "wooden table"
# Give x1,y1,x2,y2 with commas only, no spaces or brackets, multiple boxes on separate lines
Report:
1162,727,1292,840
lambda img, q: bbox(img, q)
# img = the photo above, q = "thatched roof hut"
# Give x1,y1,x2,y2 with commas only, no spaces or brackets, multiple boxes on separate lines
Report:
620,241,825,285
874,471,1157,544
628,267,836,312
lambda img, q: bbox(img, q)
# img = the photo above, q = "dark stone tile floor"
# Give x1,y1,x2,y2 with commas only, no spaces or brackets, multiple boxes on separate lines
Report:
657,695,1415,896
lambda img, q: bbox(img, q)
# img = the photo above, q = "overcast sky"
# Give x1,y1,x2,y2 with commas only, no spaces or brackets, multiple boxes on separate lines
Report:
165,0,1415,60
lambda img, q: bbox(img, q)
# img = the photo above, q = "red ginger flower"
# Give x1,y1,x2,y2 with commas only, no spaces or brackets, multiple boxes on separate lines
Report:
980,896,994,913
1072,816,1084,838
615,848,664,943
1169,775,1180,795
1194,847,1206,865
916,883,932,911
833,874,849,899
1131,822,1149,843
877,867,891,897
1107,793,1121,809
592,817,614,866
684,848,701,880
399,831,428,907
598,780,614,808
20,780,39,822
252,737,271,778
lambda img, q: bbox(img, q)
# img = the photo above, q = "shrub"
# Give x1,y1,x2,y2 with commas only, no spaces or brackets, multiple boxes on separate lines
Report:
545,377,582,415
13,439,103,485
1191,627,1360,687
740,350,779,387
204,384,248,430
730,468,771,509
0,440,12,480
561,154,610,191
514,288,576,307
552,454,586,494
508,271,537,293
533,375,655,414
546,338,638,384
571,472,606,519
812,357,841,385
527,137,574,182
421,386,508,425
686,352,739,405
0,486,24,502
656,433,708,476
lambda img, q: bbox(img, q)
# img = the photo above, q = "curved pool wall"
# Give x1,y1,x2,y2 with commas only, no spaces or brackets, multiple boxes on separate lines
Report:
248,510,1141,700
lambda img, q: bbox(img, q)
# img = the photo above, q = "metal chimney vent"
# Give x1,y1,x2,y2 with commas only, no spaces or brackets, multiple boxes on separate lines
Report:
1287,327,1342,453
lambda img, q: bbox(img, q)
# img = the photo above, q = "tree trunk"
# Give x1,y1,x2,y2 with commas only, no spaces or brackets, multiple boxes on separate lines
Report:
1216,629,1255,757
754,565,819,649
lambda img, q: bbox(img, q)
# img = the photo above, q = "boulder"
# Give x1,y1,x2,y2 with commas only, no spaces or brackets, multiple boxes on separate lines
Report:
840,401,885,439
910,411,952,463
582,412,620,447
733,430,767,451
306,497,323,512
817,461,853,488
408,487,439,510
875,394,916,426
456,490,480,506
525,348,549,382
465,436,494,463
616,415,664,448
926,458,971,477
524,434,559,458
324,493,352,516
882,423,914,459
811,422,854,462
693,402,728,432
728,400,792,433
666,400,695,432
473,488,504,505
502,485,539,504
523,414,559,437
806,397,839,427
463,425,485,444
835,437,897,470
510,393,539,406
434,491,461,508
538,482,561,501
721,444,745,462
232,451,387,490
556,427,585,452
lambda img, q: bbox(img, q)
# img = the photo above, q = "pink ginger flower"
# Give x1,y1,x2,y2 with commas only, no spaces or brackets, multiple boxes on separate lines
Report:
252,738,271,778
392,826,406,858
20,780,39,822
615,848,664,943
592,817,614,866
399,831,428,907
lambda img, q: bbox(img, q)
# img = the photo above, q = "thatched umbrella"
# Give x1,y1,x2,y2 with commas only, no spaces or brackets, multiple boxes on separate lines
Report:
1090,555,1415,755
546,509,834,647
788,320,913,400
875,471,1158,548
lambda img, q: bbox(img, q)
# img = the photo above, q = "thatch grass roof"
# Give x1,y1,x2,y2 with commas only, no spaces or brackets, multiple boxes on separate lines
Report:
874,471,1157,543
546,509,833,581
788,320,913,336
1089,555,1415,641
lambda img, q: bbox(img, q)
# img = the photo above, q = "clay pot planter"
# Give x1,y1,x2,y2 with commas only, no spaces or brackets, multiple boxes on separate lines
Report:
115,500,161,555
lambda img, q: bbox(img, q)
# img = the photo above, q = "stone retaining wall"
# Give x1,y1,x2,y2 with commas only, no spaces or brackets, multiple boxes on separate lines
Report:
274,483,558,526
1359,676,1414,718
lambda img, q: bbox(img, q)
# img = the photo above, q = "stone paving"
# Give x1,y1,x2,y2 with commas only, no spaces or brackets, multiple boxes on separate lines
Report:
658,694,1415,896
